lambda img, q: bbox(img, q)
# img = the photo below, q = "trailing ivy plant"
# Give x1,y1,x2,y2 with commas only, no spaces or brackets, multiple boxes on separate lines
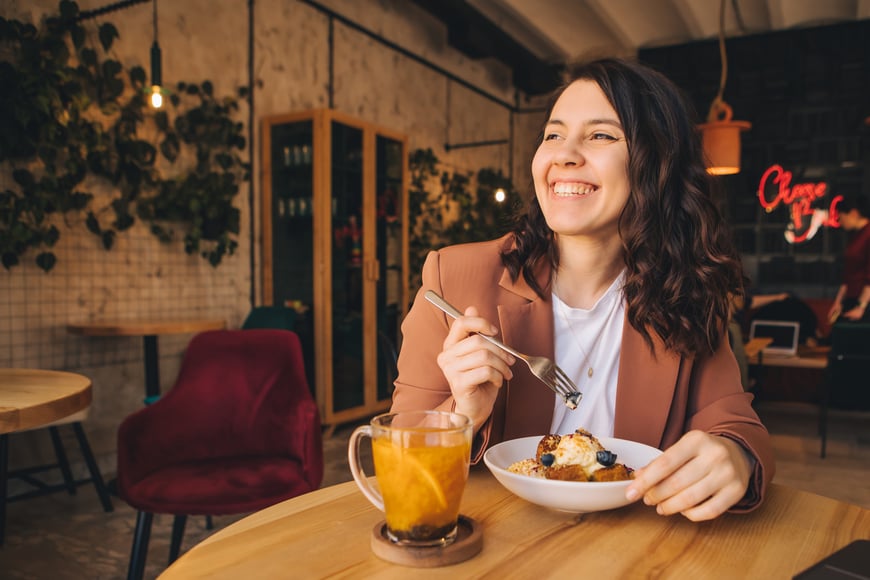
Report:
408,147,522,294
0,0,247,271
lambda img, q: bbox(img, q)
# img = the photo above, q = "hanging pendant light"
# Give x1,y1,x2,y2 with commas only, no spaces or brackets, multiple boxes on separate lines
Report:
149,0,164,109
698,0,750,175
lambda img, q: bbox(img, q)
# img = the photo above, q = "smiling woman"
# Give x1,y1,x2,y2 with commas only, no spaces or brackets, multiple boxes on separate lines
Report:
391,57,773,523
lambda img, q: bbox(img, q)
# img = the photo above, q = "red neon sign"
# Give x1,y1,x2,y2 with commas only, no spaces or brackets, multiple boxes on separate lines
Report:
756,164,841,244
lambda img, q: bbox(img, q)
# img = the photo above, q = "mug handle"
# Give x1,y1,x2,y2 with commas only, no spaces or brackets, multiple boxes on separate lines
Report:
347,425,384,511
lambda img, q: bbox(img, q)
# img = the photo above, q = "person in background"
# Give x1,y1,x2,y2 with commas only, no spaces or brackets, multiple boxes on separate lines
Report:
392,58,773,522
827,194,870,323
729,289,789,390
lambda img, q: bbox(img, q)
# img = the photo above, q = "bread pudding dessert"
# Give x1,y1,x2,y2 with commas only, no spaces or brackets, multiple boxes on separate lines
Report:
507,429,634,482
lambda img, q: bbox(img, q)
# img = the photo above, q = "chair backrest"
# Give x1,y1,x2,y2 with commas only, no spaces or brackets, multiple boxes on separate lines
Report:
241,306,297,331
118,329,322,483
828,323,870,411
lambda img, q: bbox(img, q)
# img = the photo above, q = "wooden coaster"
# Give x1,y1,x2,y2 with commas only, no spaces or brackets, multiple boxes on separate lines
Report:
370,515,483,567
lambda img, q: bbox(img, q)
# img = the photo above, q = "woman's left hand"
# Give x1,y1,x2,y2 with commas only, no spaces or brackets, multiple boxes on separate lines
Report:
624,430,753,521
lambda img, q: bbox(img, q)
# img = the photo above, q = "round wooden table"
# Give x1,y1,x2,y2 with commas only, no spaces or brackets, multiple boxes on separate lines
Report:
160,466,870,579
0,368,92,435
0,368,93,545
67,319,225,404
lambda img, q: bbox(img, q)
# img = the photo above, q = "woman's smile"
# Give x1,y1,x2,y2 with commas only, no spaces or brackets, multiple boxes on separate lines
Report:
552,181,598,197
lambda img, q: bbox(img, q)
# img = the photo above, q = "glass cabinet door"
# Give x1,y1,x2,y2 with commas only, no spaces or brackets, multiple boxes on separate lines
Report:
376,135,404,401
269,119,315,390
330,121,365,413
263,110,407,429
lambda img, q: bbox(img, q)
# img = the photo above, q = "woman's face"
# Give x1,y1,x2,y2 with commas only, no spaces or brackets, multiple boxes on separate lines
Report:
532,79,630,241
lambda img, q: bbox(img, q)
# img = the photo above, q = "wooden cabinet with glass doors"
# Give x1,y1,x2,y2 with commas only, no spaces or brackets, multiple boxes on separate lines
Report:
261,110,408,433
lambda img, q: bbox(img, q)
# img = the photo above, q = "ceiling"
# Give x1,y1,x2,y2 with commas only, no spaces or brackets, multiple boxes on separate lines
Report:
412,0,870,95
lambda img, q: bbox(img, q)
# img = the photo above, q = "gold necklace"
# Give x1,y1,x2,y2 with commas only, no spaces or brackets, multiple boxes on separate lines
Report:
553,278,621,381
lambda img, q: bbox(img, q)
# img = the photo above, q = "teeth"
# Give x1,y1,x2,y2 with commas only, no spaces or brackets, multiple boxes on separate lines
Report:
553,182,595,196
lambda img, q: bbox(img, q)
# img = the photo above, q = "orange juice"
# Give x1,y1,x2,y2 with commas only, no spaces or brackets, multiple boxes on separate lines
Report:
372,432,471,544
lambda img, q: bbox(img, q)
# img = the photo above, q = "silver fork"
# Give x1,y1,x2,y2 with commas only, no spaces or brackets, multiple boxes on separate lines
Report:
424,290,582,409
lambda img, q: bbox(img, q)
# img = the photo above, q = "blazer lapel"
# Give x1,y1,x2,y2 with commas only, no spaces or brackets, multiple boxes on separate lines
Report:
613,317,681,448
496,268,555,439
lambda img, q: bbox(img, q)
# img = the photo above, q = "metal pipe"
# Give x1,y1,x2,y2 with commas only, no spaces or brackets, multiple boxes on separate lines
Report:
444,139,509,152
248,0,256,308
300,0,519,111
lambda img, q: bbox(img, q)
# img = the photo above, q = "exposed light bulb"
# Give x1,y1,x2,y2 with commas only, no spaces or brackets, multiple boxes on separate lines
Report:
150,85,163,109
494,188,506,203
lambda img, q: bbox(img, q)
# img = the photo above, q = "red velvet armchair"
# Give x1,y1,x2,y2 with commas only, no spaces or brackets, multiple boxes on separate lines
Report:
117,329,323,580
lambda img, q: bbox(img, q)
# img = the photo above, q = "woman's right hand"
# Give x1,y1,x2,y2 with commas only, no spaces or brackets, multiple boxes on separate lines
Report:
436,306,515,431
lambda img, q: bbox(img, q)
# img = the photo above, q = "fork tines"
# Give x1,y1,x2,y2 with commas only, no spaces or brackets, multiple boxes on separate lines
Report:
550,366,582,409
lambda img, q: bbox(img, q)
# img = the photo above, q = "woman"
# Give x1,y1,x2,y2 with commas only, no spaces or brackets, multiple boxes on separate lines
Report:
827,194,870,323
392,58,774,521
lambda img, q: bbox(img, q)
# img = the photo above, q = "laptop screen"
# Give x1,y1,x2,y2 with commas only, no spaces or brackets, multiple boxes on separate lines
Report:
749,320,800,356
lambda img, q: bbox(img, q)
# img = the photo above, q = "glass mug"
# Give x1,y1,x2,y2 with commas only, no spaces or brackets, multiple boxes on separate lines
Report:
348,410,472,547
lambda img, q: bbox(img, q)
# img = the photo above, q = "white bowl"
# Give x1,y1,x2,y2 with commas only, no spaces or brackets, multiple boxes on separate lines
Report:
483,435,663,513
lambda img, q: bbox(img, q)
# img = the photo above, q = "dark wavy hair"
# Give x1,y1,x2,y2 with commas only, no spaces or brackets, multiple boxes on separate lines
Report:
501,57,743,357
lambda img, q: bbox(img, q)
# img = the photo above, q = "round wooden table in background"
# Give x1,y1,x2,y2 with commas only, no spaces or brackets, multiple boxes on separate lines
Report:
0,368,92,435
0,368,93,545
67,318,225,404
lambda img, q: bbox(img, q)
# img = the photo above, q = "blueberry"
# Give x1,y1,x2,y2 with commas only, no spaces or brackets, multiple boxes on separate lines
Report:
540,453,555,467
596,450,616,466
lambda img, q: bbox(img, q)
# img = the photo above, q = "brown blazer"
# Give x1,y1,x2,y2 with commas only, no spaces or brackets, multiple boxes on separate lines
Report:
393,237,774,511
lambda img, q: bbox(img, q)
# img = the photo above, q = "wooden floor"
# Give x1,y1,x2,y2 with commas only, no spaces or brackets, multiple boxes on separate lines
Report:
754,401,870,509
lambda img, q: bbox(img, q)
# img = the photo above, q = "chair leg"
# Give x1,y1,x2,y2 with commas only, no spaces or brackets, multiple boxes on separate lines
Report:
71,423,114,512
206,515,214,530
48,426,77,495
1,434,8,547
127,511,153,580
168,514,188,565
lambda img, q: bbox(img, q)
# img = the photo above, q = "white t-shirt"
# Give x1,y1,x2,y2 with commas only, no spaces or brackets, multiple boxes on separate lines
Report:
550,271,625,436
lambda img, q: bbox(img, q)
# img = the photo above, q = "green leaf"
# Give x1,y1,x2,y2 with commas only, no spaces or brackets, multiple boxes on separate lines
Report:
129,65,146,87
215,152,232,169
46,225,60,246
155,111,169,131
160,134,180,162
2,252,19,269
85,212,100,234
71,25,85,49
12,169,35,188
98,23,119,52
81,48,97,67
150,224,172,243
105,78,124,101
101,230,115,249
101,59,122,78
36,252,56,272
114,211,134,231
59,1,79,21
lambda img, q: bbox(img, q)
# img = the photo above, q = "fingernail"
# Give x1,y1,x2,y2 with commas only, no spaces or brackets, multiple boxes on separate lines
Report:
656,505,664,515
490,325,498,334
625,488,639,501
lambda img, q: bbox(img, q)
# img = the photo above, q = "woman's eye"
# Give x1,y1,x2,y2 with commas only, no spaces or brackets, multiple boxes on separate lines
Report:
590,132,617,141
543,132,562,141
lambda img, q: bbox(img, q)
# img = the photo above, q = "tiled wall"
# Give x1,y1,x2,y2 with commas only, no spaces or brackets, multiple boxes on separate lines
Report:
1,0,546,476
0,182,251,470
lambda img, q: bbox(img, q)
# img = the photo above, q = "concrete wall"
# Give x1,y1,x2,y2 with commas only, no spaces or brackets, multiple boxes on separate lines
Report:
0,0,548,479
